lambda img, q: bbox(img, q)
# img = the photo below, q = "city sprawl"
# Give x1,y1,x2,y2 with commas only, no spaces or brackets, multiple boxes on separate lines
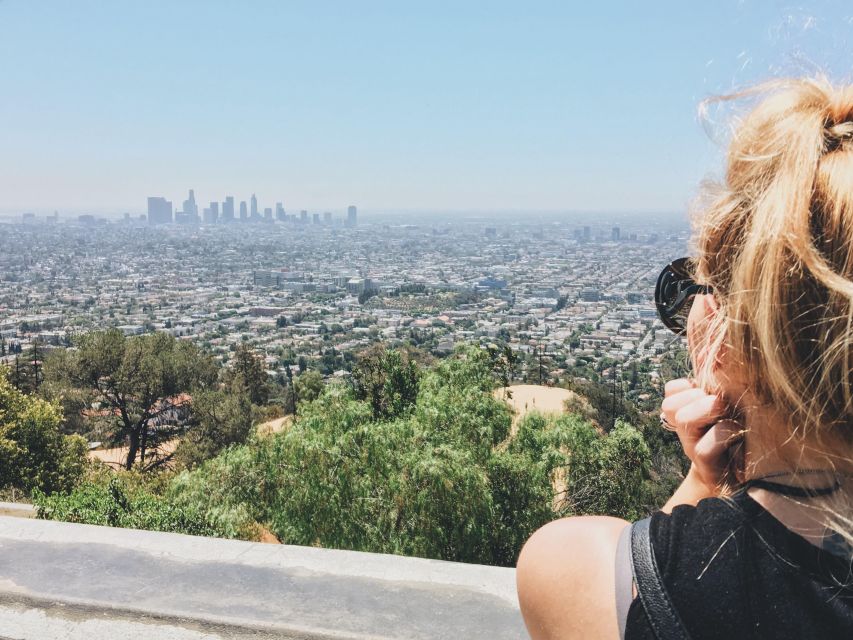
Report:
0,204,688,390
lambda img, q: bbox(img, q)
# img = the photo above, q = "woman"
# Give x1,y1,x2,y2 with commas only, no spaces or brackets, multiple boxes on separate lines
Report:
517,77,853,639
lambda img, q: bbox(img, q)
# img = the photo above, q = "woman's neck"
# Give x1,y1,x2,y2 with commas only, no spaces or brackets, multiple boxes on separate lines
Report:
739,400,849,480
738,401,851,549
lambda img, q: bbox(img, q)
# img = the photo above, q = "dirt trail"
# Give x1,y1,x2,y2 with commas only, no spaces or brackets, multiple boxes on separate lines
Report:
255,415,293,437
495,384,583,434
88,439,180,469
495,384,589,511
88,415,293,469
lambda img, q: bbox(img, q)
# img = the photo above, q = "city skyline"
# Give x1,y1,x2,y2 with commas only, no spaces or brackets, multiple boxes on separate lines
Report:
144,188,358,226
3,2,853,215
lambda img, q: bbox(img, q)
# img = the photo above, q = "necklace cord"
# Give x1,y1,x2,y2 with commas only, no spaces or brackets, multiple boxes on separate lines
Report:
742,469,847,498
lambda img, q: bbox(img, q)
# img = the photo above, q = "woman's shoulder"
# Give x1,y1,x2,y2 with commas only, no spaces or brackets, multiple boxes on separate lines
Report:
648,490,853,586
516,500,760,639
629,492,853,640
647,492,749,577
516,515,630,640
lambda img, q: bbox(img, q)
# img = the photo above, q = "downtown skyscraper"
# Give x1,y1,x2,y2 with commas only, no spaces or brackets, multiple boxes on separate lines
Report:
250,194,259,220
182,189,198,219
222,196,235,222
146,197,173,225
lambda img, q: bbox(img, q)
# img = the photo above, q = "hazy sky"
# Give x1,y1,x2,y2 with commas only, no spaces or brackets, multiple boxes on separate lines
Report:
1,1,852,216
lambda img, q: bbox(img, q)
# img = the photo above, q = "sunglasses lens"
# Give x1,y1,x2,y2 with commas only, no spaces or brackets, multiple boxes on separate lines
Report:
655,259,696,334
668,299,691,334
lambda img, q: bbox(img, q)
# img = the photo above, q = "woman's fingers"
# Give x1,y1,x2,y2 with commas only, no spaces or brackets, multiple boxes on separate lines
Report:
661,388,705,417
660,377,740,488
664,378,694,397
660,387,728,461
673,394,728,432
693,420,744,484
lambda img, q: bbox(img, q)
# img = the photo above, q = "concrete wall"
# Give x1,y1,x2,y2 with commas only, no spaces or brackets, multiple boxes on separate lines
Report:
0,516,527,639
0,502,35,519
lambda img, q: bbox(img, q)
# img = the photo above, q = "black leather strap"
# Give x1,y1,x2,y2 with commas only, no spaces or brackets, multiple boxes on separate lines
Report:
631,518,691,640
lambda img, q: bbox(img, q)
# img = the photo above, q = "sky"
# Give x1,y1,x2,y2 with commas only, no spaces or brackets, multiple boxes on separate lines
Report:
1,1,852,217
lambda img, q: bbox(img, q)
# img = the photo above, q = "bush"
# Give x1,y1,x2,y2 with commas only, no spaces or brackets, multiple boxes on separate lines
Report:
169,446,263,538
168,346,597,566
33,474,233,538
560,418,651,521
35,344,658,567
0,370,88,496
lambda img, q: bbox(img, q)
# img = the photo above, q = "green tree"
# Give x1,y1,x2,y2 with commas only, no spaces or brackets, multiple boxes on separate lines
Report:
173,387,256,470
560,417,651,521
358,288,379,305
351,345,420,420
43,330,218,470
9,341,44,394
227,344,271,405
486,344,518,393
168,346,525,564
0,370,88,496
293,370,324,405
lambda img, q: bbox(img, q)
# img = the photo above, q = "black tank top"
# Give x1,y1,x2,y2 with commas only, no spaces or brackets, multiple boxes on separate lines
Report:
625,490,853,639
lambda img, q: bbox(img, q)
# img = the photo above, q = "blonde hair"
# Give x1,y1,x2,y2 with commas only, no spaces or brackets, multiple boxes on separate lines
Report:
691,77,853,546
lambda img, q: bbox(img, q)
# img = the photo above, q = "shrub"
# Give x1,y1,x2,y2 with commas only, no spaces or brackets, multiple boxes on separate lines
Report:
0,370,88,496
34,474,232,538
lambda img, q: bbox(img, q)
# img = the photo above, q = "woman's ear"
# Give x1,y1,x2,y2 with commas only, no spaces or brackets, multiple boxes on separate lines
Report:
703,295,728,373
688,293,726,383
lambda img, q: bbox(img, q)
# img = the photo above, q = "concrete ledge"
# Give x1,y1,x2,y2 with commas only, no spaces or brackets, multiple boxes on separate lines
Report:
0,516,527,639
0,502,35,518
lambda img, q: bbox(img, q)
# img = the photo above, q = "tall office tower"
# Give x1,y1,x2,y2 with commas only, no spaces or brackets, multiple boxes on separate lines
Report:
346,205,357,227
611,226,620,241
147,196,173,225
300,210,308,223
275,202,285,220
182,189,198,219
207,201,220,224
312,213,320,224
582,225,591,242
239,200,248,220
264,207,273,221
323,211,332,224
222,196,235,222
202,207,214,224
250,193,259,219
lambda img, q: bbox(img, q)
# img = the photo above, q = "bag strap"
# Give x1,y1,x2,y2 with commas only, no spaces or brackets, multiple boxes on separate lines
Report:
631,518,691,640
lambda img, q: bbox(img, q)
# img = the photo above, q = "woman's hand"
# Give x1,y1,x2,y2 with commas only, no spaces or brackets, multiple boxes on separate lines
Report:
661,378,743,491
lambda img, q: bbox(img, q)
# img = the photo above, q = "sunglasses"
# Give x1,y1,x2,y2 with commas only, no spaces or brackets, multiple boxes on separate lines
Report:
655,257,713,335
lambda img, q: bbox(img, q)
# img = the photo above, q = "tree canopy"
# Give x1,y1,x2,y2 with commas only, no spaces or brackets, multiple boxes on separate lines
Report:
226,343,271,405
164,345,652,566
43,329,218,470
0,369,88,496
31,340,660,568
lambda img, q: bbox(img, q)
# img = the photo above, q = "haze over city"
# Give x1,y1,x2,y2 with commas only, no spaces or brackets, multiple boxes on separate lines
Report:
3,1,853,217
